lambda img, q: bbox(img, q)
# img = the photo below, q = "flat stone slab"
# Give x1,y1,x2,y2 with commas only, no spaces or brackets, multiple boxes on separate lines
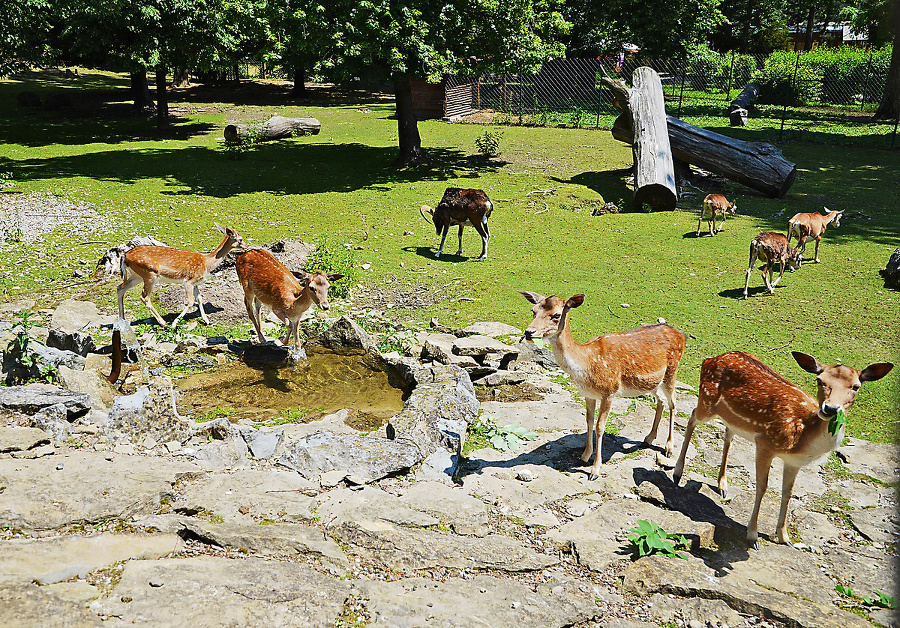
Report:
462,463,592,518
182,519,348,573
0,426,50,452
0,582,101,627
848,506,898,544
0,385,91,419
334,520,558,572
399,481,489,535
837,437,900,484
624,552,870,628
316,486,439,529
92,556,351,627
452,334,516,357
51,299,101,334
357,574,598,627
174,469,316,523
462,321,522,338
0,533,181,585
0,450,199,530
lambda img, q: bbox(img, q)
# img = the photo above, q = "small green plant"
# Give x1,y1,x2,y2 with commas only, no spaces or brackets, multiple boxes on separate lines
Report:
473,413,539,451
199,406,239,422
474,128,503,158
260,407,309,426
836,584,897,609
9,310,35,370
626,519,690,560
304,235,356,300
568,104,585,128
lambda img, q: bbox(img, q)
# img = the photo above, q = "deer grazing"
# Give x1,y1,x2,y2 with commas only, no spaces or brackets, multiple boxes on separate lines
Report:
117,224,246,327
519,291,687,480
743,232,803,299
673,351,892,548
419,187,493,261
787,207,843,263
235,248,343,350
697,194,737,237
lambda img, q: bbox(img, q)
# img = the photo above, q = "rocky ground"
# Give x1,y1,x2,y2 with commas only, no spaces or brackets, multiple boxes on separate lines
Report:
0,291,897,628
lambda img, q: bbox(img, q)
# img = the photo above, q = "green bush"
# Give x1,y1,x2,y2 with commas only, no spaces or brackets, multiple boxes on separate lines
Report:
303,235,356,300
752,51,821,105
688,45,729,92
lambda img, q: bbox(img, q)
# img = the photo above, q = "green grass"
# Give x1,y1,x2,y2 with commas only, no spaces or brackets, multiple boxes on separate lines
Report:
1,68,898,442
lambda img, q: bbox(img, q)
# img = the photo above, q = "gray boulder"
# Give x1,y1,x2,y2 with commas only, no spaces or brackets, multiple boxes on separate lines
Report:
50,300,101,334
314,315,376,353
26,403,71,446
0,386,90,420
46,330,96,357
102,374,190,445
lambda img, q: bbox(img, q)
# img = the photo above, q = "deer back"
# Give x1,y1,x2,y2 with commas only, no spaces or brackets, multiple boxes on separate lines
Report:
236,249,304,311
125,246,206,281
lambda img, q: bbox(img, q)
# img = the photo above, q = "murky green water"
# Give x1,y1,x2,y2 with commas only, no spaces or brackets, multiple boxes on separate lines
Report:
175,347,410,428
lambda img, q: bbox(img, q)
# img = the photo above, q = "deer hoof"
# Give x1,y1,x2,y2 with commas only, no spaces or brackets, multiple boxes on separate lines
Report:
672,471,682,485
588,472,600,481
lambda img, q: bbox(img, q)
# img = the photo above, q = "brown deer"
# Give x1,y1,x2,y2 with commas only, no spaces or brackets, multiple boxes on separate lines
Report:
519,291,687,480
117,224,246,327
673,351,892,548
697,194,737,237
787,207,843,263
742,232,803,299
236,248,343,350
420,187,493,260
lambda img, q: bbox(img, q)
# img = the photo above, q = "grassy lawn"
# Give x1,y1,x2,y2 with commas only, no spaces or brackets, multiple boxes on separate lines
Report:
1,69,897,442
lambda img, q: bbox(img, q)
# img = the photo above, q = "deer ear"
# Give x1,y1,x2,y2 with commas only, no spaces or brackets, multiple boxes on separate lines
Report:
792,351,824,375
860,362,893,382
326,273,344,281
566,294,585,309
292,271,310,286
215,223,226,234
518,291,544,304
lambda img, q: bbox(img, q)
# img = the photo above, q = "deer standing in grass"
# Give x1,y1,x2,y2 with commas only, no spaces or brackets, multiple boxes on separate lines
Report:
697,194,737,237
235,248,343,350
673,350,892,548
419,187,493,261
519,291,687,480
117,224,246,327
743,232,803,299
787,207,843,263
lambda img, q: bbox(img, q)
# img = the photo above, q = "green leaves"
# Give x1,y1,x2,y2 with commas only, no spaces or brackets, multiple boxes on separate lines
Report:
836,584,897,610
627,519,690,560
473,414,539,452
828,408,847,437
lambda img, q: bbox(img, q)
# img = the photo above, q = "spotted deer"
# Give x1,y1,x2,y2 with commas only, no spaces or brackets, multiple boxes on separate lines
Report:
787,207,843,263
117,224,246,327
673,351,892,548
743,232,803,299
697,194,737,237
519,291,687,480
236,248,343,350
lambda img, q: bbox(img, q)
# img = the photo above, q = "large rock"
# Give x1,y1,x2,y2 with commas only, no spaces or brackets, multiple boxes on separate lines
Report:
0,533,181,585
0,386,90,420
56,365,115,413
462,321,522,338
102,375,191,445
277,430,422,483
46,330,96,357
333,519,558,572
92,556,351,627
0,450,199,530
399,481,489,535
452,334,517,358
315,315,376,353
357,574,598,628
624,551,870,628
25,403,71,446
315,486,439,529
0,583,101,627
50,300,101,334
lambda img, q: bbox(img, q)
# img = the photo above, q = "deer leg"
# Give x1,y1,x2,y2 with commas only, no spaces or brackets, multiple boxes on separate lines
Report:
772,260,786,288
589,397,613,480
473,220,489,261
436,224,449,258
580,398,596,463
673,408,699,485
193,284,210,325
776,463,801,546
696,214,702,237
455,224,464,256
747,439,776,549
813,237,821,263
718,426,735,498
644,395,665,449
253,299,267,343
651,381,677,457
138,277,168,326
172,282,198,327
117,274,143,320
797,235,808,257
743,248,758,299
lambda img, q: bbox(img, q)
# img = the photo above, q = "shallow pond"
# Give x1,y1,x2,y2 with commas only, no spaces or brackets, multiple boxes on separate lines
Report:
175,347,410,430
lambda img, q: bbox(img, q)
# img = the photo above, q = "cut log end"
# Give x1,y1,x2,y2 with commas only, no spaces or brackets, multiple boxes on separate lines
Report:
634,184,678,210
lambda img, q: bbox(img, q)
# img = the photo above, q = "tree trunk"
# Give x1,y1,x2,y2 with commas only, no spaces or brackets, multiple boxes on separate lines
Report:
874,0,900,120
740,0,755,53
629,67,677,210
224,115,321,143
804,7,816,51
172,68,191,88
130,70,154,111
155,65,169,131
393,73,430,166
291,67,307,97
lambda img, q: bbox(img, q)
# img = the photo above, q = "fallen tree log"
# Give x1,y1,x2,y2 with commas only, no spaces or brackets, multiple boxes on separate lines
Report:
601,72,796,198
224,115,321,144
727,83,760,126
629,67,677,210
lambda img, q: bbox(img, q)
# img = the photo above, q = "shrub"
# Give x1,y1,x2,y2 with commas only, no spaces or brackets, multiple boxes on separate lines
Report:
474,129,503,157
304,235,356,300
752,51,821,105
688,45,729,92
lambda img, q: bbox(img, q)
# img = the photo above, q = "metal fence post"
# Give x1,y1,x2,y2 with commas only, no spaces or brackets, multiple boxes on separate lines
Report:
726,50,735,101
892,115,899,149
861,51,873,112
677,55,687,118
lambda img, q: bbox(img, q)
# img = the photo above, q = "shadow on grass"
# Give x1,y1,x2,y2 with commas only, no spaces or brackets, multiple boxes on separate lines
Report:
401,245,489,263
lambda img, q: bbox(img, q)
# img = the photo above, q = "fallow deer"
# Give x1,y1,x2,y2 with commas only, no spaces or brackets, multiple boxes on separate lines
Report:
519,291,687,480
787,207,843,263
235,248,343,350
673,350,892,548
420,187,493,260
697,194,737,237
742,232,803,299
117,224,246,327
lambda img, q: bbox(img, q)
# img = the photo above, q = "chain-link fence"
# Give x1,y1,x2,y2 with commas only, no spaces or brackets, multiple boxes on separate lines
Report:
448,48,899,149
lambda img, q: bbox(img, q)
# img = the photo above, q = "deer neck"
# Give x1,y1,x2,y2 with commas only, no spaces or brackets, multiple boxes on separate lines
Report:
204,235,234,273
546,309,580,371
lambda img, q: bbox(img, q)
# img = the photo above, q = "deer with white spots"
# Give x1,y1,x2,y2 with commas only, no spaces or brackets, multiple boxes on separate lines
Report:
673,350,892,549
519,291,687,480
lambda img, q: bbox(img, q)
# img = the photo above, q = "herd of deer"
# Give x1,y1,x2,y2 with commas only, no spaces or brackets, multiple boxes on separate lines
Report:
112,189,891,550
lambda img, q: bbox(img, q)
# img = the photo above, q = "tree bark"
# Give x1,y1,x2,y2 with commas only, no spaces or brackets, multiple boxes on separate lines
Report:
155,65,169,131
874,0,900,120
172,68,191,88
291,67,307,97
130,70,154,111
224,115,321,143
629,67,677,210
393,73,430,166
804,7,816,51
